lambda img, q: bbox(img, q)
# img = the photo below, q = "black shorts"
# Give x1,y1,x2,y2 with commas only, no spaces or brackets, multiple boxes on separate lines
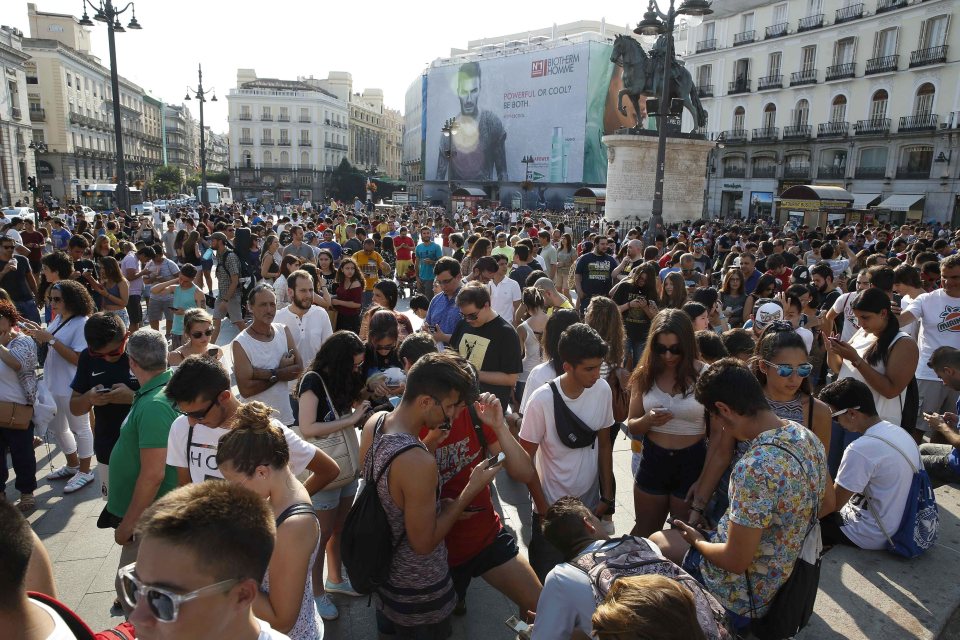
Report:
450,527,519,600
820,512,857,549
126,294,142,325
375,611,452,639
634,437,707,499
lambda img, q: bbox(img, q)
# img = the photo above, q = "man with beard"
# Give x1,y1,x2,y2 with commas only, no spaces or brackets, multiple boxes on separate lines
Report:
436,62,508,182
276,270,333,423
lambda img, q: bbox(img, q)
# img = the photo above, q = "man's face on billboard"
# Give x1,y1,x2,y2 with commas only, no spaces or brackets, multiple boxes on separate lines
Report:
458,75,481,116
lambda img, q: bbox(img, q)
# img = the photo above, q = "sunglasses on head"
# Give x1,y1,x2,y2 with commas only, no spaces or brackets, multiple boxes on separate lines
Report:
118,563,239,623
763,360,813,378
652,343,683,355
191,328,214,339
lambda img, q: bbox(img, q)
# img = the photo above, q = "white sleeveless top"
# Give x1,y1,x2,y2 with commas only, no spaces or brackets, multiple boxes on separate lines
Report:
642,376,706,437
234,323,295,425
838,329,913,426
518,319,543,382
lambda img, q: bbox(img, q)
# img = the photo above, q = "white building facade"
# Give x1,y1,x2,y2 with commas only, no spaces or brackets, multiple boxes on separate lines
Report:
227,69,348,203
684,0,959,224
0,25,35,206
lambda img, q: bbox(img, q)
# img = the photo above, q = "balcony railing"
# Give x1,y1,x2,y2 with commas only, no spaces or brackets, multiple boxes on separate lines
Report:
697,84,714,97
896,167,931,179
260,114,273,121
826,63,856,81
260,139,275,145
728,78,751,95
784,165,811,179
855,166,887,179
757,74,783,90
299,117,311,123
818,121,849,138
854,118,891,135
877,0,907,13
10,107,21,120
733,30,755,46
239,114,252,120
835,3,864,23
29,107,45,122
910,46,948,68
865,55,899,75
818,166,847,179
899,113,939,131
784,125,812,139
278,140,291,146
723,167,746,178
752,127,779,141
298,140,312,147
238,138,253,145
765,23,788,39
752,165,778,178
696,38,717,53
278,114,290,122
722,129,748,142
798,14,824,32
790,69,817,86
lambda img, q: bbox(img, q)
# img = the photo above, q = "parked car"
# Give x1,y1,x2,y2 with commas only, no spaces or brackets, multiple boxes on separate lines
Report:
154,200,168,211
80,206,96,222
0,207,37,224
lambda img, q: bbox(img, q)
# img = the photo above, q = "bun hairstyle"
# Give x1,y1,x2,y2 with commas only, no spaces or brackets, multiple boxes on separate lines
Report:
215,402,288,475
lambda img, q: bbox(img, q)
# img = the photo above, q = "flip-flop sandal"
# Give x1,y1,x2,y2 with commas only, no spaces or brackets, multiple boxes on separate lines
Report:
16,495,36,513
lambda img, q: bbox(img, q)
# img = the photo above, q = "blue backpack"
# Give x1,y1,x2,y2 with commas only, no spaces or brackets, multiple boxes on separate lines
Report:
863,434,939,558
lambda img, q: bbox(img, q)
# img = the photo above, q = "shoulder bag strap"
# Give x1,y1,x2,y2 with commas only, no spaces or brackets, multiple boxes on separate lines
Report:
276,502,320,527
857,434,909,548
186,424,194,463
860,433,918,473
467,403,488,458
807,394,815,430
316,372,340,420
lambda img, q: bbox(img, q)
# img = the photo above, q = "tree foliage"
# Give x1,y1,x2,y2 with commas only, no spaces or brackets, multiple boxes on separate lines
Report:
152,165,183,197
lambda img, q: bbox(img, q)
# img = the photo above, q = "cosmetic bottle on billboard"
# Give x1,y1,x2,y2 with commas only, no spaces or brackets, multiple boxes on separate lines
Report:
550,127,563,182
562,137,572,182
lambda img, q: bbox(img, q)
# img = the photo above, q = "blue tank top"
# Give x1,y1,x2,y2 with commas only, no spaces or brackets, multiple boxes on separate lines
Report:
171,284,200,335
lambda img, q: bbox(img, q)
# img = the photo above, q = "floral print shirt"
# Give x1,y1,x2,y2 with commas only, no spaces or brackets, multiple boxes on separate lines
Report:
699,421,827,616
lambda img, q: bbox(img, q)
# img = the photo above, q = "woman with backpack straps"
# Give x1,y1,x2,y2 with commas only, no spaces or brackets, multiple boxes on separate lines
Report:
217,401,323,640
825,288,918,470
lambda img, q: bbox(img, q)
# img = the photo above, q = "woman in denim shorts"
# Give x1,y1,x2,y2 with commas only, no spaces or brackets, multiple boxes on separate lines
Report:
626,309,708,537
297,331,371,620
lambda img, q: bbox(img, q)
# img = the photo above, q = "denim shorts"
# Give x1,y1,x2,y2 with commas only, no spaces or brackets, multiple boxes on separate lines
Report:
311,477,359,511
634,437,707,498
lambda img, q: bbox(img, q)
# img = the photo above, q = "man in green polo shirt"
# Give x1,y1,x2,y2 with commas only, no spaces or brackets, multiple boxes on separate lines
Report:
105,328,179,616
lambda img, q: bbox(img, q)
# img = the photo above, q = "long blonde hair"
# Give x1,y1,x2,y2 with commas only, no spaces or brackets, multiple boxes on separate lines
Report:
585,296,625,367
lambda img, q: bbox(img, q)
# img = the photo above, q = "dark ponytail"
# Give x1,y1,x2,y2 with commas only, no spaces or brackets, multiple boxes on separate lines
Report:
851,288,898,366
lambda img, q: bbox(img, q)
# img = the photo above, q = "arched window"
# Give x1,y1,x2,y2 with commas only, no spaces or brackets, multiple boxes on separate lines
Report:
914,83,935,117
762,103,776,129
870,90,888,121
830,95,847,123
242,150,252,168
300,151,309,167
793,99,810,126
733,106,745,131
279,150,289,166
263,150,273,165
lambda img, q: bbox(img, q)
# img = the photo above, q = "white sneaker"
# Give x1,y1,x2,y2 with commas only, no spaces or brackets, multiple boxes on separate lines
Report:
46,465,79,481
314,593,339,620
64,471,96,493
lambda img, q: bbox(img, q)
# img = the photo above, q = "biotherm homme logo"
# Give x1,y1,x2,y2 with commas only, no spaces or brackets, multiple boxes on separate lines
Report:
530,54,580,78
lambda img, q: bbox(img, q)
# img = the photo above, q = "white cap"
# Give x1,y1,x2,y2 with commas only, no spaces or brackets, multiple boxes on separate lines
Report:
755,302,784,329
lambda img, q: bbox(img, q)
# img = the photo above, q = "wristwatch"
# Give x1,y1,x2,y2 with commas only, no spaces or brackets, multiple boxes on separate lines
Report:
268,368,278,384
49,337,58,347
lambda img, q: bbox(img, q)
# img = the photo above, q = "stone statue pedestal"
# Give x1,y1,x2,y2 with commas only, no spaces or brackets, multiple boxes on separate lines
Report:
602,134,715,226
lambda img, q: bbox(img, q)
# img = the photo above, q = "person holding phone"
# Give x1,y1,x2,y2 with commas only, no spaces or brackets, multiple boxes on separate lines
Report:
167,309,222,366
151,264,204,348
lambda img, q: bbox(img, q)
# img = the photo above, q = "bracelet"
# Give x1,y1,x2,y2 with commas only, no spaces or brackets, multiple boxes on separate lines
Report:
600,497,615,507
690,505,705,514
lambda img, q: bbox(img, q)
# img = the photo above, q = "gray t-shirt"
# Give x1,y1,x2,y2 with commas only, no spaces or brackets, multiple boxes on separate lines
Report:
282,242,315,262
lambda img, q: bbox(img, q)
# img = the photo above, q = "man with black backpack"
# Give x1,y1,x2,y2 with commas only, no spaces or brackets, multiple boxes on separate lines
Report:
519,323,616,581
209,231,247,341
351,351,504,639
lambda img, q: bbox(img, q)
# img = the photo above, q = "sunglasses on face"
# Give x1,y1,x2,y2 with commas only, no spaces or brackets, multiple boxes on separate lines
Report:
174,396,219,421
118,563,239,623
652,343,683,355
461,310,481,322
763,360,813,378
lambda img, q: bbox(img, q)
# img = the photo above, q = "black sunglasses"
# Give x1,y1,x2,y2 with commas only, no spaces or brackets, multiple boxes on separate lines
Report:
191,329,214,339
652,343,683,355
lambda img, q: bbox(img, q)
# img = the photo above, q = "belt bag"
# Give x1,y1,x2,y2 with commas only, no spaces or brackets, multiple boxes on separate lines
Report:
550,381,597,449
0,400,33,430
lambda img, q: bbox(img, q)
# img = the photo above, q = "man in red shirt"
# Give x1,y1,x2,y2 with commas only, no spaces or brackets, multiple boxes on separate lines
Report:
401,334,541,618
394,226,416,281
765,253,793,292
19,218,45,274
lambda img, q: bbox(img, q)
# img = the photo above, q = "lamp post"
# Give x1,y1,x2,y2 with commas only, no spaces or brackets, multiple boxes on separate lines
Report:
184,63,217,207
441,117,458,218
28,141,48,206
78,1,142,214
634,0,713,243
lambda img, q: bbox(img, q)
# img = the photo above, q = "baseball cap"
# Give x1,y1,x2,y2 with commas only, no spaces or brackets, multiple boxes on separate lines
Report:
305,231,317,241
209,231,228,243
754,301,784,329
791,265,811,285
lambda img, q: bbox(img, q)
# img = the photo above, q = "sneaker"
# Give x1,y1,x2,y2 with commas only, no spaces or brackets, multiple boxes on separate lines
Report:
453,597,467,616
315,593,339,621
324,578,361,597
46,465,79,481
109,598,124,617
64,471,95,493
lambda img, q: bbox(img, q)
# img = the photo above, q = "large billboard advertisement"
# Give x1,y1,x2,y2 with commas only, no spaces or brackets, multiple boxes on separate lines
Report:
424,42,596,185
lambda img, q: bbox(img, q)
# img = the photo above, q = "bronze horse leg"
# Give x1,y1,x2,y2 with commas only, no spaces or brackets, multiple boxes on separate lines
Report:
617,87,630,116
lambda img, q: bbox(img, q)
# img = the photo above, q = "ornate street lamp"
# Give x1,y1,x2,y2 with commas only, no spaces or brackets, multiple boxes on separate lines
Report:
184,63,217,207
441,118,459,218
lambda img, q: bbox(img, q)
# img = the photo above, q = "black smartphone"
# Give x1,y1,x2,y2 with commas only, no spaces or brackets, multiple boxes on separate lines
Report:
207,348,219,356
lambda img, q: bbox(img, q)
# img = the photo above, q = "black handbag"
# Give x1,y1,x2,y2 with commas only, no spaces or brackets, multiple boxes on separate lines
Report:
550,381,597,449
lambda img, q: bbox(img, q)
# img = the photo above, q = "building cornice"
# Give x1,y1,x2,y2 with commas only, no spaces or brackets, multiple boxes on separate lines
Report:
21,38,144,93
0,40,31,65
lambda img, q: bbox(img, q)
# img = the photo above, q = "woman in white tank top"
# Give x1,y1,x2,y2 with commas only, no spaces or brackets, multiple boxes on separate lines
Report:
626,309,707,537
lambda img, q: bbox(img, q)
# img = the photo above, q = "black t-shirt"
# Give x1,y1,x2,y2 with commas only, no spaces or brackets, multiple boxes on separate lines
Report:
575,252,619,303
0,255,32,301
70,351,140,464
297,371,338,424
450,315,523,409
782,252,800,268
611,282,652,343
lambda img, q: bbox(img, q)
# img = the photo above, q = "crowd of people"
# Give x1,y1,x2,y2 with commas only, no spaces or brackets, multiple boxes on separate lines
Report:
1,200,959,640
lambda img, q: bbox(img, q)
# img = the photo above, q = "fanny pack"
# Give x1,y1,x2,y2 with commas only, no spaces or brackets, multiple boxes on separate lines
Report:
550,381,597,449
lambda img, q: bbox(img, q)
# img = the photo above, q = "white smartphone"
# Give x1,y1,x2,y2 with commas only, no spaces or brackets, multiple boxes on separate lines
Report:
485,451,506,469
505,616,531,639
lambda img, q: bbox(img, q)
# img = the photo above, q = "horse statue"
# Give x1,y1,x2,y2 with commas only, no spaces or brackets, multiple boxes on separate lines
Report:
610,33,707,131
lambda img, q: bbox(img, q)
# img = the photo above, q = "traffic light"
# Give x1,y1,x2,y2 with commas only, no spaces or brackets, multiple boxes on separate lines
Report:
27,176,36,191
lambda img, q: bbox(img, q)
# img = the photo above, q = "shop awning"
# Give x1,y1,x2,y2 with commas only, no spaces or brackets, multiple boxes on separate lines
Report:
850,193,881,210
573,187,607,199
874,194,925,212
452,187,487,197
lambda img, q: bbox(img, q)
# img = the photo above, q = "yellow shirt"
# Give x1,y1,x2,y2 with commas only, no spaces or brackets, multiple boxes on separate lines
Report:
546,299,574,317
354,250,384,291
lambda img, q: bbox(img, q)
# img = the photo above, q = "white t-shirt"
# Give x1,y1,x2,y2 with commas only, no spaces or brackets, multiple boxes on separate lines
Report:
519,376,614,510
903,288,960,381
899,293,919,341
121,251,143,296
487,277,522,323
256,618,292,640
830,292,860,342
519,361,558,413
29,597,78,639
166,413,316,484
838,420,921,550
44,315,88,396
275,305,332,392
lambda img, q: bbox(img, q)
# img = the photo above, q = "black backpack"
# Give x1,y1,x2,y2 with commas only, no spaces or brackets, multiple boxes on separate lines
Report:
341,415,421,595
